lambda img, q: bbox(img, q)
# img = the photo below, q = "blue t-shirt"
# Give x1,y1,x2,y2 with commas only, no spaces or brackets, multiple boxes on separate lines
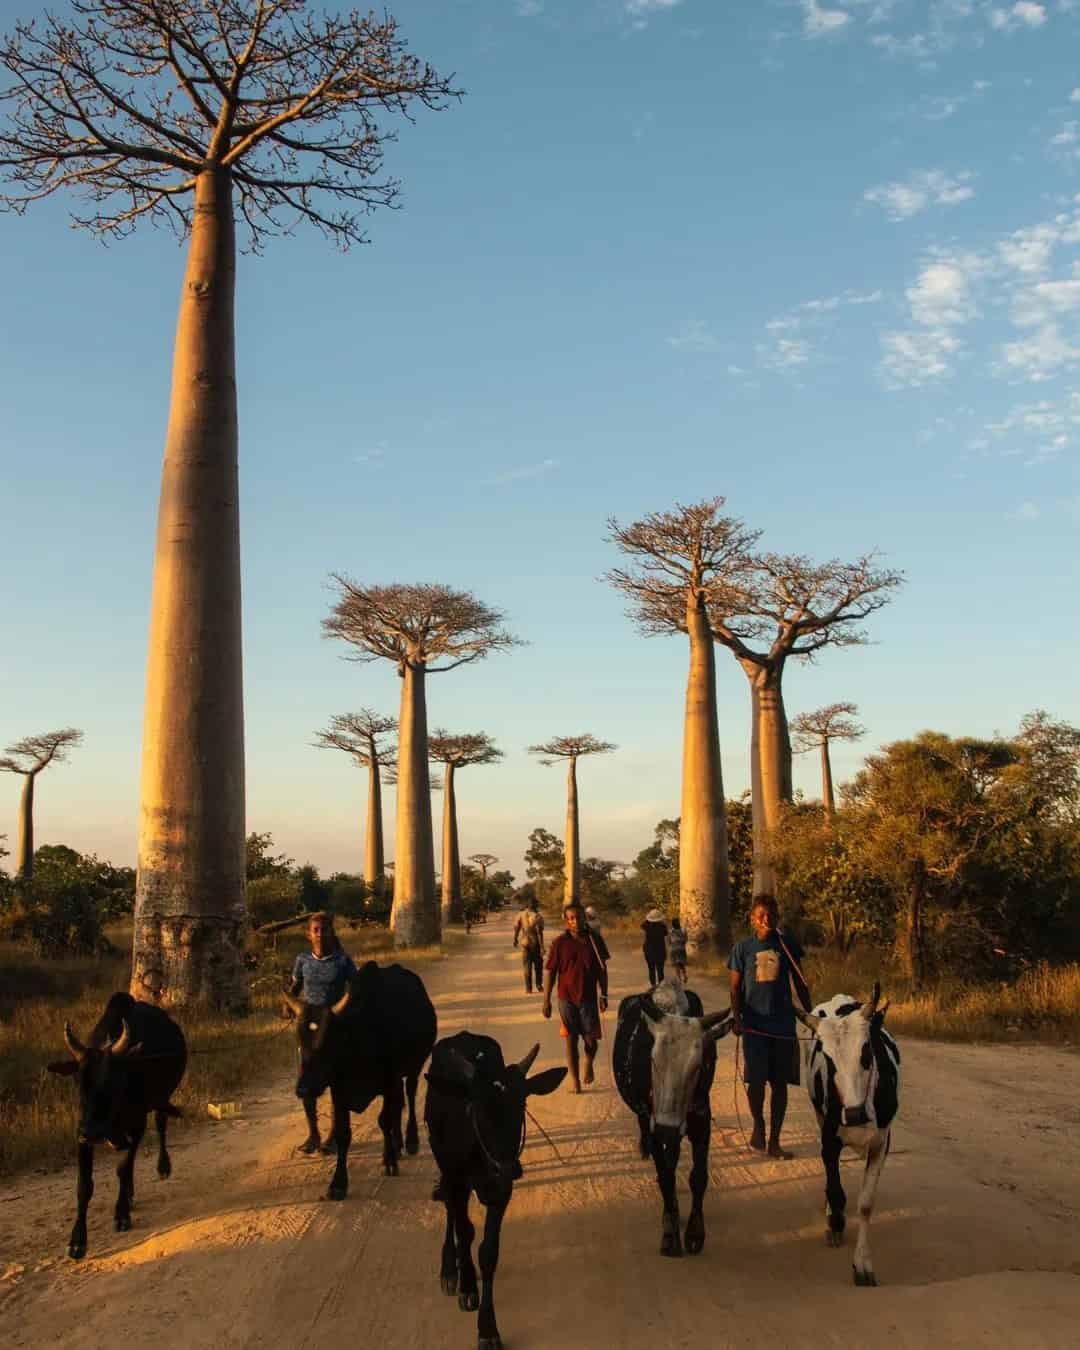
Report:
292,950,357,1007
727,931,805,1033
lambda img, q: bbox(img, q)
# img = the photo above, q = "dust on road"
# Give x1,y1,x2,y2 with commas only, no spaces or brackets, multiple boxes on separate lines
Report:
3,913,1079,1349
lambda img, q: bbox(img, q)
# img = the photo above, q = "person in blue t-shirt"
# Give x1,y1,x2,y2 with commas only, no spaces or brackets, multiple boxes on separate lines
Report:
288,912,357,1154
727,895,811,1160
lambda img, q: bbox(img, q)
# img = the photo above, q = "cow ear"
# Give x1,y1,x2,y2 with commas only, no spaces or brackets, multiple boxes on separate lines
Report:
525,1067,568,1098
47,1060,79,1077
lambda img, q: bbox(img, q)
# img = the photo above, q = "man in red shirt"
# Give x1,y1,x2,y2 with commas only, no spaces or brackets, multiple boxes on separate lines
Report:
542,902,610,1093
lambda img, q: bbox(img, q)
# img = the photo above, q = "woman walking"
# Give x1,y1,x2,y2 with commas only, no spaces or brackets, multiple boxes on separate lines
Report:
641,907,668,986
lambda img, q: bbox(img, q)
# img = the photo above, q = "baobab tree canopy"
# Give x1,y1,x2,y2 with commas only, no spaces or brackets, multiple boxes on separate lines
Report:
529,735,615,905
314,710,398,770
0,0,460,246
428,731,503,770
527,734,616,764
791,702,866,753
1,728,84,882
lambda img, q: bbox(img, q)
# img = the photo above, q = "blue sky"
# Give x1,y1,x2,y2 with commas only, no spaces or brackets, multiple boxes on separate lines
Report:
1,0,1078,879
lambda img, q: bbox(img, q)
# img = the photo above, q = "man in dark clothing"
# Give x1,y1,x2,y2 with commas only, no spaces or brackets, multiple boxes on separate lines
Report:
727,895,810,1160
288,912,357,1154
543,902,610,1093
513,896,546,994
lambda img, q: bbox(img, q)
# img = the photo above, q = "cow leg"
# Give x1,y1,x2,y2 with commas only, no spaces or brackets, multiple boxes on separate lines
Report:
650,1142,682,1257
852,1132,889,1287
440,1196,459,1295
404,1071,420,1156
68,1140,94,1260
636,1113,651,1161
154,1108,173,1180
378,1081,403,1176
326,1088,351,1201
452,1187,479,1312
684,1110,711,1255
822,1130,846,1248
298,1092,321,1153
477,1192,509,1349
114,1118,145,1232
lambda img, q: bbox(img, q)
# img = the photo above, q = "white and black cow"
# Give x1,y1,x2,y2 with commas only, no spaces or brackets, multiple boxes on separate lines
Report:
46,992,187,1260
614,979,732,1257
797,982,901,1286
425,1031,566,1350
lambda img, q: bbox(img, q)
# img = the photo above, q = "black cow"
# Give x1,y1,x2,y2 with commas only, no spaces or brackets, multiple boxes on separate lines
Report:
798,984,902,1286
614,978,731,1257
425,1032,565,1350
46,991,187,1260
284,960,436,1200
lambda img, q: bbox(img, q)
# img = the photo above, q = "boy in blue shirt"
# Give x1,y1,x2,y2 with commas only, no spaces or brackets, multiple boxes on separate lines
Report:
727,896,811,1159
288,912,357,1153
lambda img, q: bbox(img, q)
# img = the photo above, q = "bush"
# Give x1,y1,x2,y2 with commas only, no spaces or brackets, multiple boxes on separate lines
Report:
246,874,301,929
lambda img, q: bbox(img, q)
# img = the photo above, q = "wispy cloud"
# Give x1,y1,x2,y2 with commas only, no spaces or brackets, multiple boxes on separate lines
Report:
515,0,544,15
624,0,684,24
1010,500,1041,520
353,447,386,467
880,328,962,387
989,2,1048,31
802,0,852,37
863,168,976,220
488,458,559,485
667,319,722,353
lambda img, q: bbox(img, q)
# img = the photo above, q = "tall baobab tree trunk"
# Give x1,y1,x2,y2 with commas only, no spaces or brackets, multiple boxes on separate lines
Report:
131,169,248,1012
440,761,463,924
16,773,33,883
741,659,793,899
820,740,835,820
391,661,439,946
680,593,731,949
564,757,580,905
365,759,385,896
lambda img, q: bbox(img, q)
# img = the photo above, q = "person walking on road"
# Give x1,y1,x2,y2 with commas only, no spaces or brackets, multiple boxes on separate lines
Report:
287,912,357,1154
668,916,688,982
641,907,668,986
727,895,811,1160
513,895,546,994
543,902,610,1093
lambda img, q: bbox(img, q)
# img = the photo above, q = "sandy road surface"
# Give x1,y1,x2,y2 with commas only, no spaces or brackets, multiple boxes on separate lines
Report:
3,913,1080,1349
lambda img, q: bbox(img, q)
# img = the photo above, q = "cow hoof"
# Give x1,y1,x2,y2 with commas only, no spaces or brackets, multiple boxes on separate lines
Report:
458,1290,480,1312
114,1216,131,1233
853,1268,877,1287
157,1159,171,1180
440,1275,458,1296
478,1338,503,1349
639,1142,650,1161
326,1185,347,1202
68,1242,86,1261
660,1237,683,1258
406,1129,420,1156
684,1232,705,1256
825,1228,844,1248
384,1161,399,1177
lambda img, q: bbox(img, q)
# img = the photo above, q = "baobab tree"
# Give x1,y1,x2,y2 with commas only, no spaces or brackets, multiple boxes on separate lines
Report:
528,735,615,906
323,581,519,947
709,553,902,895
313,710,397,895
469,853,499,882
0,1,457,1008
0,728,83,883
791,702,866,820
607,498,759,948
428,732,502,924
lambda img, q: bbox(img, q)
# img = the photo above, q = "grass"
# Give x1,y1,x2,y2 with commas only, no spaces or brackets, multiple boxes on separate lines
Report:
0,921,446,1181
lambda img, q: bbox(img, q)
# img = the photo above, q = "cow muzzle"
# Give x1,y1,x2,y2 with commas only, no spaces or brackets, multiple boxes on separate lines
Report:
841,1105,870,1128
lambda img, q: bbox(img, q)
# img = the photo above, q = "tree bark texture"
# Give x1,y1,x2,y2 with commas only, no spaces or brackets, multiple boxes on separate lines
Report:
564,757,580,906
742,659,792,900
15,773,33,882
679,593,731,949
903,866,927,991
821,740,835,820
390,662,439,946
131,169,248,1012
365,759,385,896
440,761,464,924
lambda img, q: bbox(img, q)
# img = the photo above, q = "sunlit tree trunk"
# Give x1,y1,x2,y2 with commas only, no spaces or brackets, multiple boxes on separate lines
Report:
742,658,792,899
564,757,580,905
391,661,439,946
440,760,463,924
131,169,248,1011
365,758,385,896
821,740,835,821
15,773,33,883
680,592,731,948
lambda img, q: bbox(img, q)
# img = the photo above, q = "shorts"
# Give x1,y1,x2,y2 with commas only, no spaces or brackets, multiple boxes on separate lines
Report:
558,999,601,1042
741,1029,800,1086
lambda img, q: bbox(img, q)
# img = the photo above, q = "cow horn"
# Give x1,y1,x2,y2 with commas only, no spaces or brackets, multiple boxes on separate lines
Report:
330,988,351,1017
700,1009,731,1031
282,992,304,1018
794,1007,821,1033
63,1021,88,1061
862,981,881,1020
516,1043,540,1076
109,1020,132,1056
641,1000,663,1025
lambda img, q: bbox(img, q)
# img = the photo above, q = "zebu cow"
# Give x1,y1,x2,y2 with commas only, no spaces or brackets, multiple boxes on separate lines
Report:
46,991,186,1260
283,960,436,1199
425,1032,565,1350
797,983,902,1286
614,979,732,1257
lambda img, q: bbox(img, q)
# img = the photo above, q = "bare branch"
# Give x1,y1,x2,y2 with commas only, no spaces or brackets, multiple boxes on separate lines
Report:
427,730,503,770
790,702,866,754
313,709,397,769
0,726,84,775
528,734,616,763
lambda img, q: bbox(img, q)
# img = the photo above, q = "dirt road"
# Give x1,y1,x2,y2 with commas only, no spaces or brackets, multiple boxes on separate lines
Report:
3,913,1080,1349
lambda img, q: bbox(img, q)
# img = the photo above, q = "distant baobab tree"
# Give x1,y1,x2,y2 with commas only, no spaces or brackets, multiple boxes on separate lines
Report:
0,1,458,1008
428,732,503,924
0,728,83,883
791,702,866,820
314,711,398,896
607,498,759,948
528,735,615,905
709,553,901,895
469,853,499,882
324,580,519,947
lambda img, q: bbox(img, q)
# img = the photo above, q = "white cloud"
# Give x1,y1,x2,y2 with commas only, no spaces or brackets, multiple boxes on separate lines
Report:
515,0,544,15
625,0,683,14
803,1,852,37
989,2,1048,28
907,255,981,327
760,335,812,368
864,168,976,220
1070,87,1080,102
1011,501,1041,520
880,329,962,386
488,458,559,484
667,319,722,353
1000,323,1080,380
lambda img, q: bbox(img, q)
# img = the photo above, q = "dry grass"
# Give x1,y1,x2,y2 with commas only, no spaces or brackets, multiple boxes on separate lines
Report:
0,922,447,1180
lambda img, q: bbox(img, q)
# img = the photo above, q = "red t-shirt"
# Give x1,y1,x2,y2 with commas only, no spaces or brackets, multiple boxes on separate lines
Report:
546,931,608,1004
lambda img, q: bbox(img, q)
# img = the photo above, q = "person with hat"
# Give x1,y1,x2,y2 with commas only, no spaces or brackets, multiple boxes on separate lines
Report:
641,907,668,986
